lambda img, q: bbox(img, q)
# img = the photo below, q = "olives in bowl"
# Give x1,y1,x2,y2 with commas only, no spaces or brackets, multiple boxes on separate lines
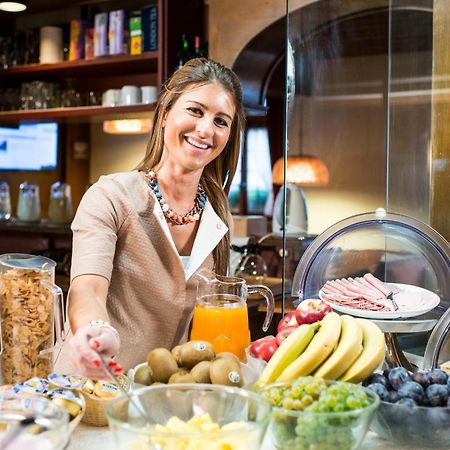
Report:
365,368,450,448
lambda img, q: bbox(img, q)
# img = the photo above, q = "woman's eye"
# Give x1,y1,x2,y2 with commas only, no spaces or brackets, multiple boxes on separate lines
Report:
187,107,202,115
215,117,229,127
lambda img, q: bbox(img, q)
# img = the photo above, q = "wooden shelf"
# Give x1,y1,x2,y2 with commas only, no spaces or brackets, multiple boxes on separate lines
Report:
0,52,159,80
0,220,72,236
0,103,155,123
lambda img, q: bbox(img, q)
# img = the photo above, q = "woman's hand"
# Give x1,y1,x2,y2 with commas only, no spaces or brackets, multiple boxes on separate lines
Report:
69,324,123,380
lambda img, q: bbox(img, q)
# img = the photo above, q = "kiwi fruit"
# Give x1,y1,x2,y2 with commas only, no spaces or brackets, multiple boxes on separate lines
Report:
178,341,215,369
168,372,196,384
134,364,153,386
146,348,179,383
215,352,240,365
171,345,182,365
190,360,212,383
209,357,243,387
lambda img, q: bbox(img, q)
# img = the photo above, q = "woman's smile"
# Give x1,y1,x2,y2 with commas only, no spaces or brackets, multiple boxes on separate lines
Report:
184,135,211,150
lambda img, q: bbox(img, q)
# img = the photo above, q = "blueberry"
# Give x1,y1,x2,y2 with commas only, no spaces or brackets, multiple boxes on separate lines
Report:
366,382,390,401
364,373,390,389
447,376,450,392
395,397,417,407
397,381,425,404
388,367,412,390
447,396,450,407
411,370,430,389
387,390,399,403
427,368,448,385
425,383,449,406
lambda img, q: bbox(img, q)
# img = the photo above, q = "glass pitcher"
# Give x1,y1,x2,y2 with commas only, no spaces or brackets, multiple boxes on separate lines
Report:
0,181,11,221
0,254,65,385
17,181,40,222
48,181,72,223
190,268,274,361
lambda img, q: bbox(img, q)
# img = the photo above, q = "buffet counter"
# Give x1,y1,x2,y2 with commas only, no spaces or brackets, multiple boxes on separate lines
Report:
69,423,412,450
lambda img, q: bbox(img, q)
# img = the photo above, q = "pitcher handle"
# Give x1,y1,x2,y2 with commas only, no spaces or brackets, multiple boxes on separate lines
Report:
41,280,66,344
247,285,275,332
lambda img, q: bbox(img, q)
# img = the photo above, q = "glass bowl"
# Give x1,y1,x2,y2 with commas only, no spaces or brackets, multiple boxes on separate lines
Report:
258,381,379,450
106,383,272,450
371,400,450,448
0,395,69,449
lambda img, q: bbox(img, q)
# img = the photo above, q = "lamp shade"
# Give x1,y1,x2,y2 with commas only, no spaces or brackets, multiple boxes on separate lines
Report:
0,1,27,12
272,156,329,186
103,119,152,135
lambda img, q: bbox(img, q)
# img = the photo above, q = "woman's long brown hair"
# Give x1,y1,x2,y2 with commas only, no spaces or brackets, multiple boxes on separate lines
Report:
136,58,245,275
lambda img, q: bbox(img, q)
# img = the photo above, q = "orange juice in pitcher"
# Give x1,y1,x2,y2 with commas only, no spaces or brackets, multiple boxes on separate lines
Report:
190,270,274,362
191,294,250,361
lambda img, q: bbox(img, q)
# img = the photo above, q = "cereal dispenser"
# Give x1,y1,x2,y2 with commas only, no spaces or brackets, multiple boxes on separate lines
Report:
0,253,65,384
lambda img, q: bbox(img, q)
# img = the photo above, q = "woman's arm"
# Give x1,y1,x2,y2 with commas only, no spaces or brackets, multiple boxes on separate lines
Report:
68,274,123,378
69,274,110,331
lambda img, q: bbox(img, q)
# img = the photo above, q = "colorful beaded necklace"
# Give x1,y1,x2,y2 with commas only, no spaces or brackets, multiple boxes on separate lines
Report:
145,169,207,225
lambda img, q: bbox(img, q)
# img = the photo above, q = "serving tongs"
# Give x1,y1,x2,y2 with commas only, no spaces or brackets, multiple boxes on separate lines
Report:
386,291,399,311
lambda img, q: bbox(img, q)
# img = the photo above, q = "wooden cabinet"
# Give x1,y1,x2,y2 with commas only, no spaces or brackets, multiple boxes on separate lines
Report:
0,0,204,123
0,0,204,213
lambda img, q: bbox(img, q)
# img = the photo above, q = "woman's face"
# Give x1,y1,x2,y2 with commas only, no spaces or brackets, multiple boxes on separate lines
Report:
162,83,236,172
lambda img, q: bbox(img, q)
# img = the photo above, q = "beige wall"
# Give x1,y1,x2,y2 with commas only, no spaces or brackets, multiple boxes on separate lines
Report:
207,0,310,68
89,124,147,183
207,0,389,68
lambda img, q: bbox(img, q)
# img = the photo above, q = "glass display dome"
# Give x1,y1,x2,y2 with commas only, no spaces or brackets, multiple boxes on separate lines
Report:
291,210,449,315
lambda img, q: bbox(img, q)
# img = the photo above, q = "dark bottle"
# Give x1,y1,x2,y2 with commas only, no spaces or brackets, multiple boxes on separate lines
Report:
193,35,207,58
174,34,191,71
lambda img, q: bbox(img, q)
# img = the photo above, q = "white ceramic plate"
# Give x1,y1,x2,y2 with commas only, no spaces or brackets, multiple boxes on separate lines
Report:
319,283,440,319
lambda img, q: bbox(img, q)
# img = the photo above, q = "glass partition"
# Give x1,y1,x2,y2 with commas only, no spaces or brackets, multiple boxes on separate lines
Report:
284,0,448,297
284,0,449,361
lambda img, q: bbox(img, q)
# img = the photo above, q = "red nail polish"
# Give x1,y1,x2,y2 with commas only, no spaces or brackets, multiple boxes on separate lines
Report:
114,366,123,373
92,359,101,367
108,361,117,367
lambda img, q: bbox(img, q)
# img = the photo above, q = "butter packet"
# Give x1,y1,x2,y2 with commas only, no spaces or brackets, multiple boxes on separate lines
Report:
48,388,84,418
93,380,120,399
48,373,86,390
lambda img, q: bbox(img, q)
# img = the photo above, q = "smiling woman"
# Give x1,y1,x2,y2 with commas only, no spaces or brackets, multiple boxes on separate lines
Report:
55,58,246,378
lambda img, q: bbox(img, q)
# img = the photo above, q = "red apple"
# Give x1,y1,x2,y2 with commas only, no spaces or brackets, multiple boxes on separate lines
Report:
277,311,298,333
276,326,297,346
249,336,278,362
295,299,332,325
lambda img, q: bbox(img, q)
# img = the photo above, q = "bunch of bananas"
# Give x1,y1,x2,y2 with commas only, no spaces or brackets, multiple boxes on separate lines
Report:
256,312,385,386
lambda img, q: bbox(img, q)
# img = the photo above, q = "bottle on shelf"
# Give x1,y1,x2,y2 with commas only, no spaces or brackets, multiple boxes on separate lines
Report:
193,35,207,58
173,34,191,71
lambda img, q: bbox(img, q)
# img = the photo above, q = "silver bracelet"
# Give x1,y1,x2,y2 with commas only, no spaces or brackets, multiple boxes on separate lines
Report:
89,320,121,347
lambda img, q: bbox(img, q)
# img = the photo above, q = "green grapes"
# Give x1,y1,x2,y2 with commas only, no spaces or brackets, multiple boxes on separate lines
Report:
262,377,371,450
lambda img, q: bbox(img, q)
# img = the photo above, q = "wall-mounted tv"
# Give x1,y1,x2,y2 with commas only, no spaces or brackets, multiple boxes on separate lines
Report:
0,122,59,171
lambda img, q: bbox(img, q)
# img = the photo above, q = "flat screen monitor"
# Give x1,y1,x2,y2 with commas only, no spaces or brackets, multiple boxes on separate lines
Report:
0,122,59,171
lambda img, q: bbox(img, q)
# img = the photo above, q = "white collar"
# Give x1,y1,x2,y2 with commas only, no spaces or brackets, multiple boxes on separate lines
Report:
152,199,228,280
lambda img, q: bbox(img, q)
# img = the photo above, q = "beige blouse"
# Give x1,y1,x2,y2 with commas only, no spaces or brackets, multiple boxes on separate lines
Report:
55,170,227,371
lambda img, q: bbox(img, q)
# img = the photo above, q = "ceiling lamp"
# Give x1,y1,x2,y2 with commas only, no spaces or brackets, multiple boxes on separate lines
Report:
0,1,27,12
103,119,152,135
